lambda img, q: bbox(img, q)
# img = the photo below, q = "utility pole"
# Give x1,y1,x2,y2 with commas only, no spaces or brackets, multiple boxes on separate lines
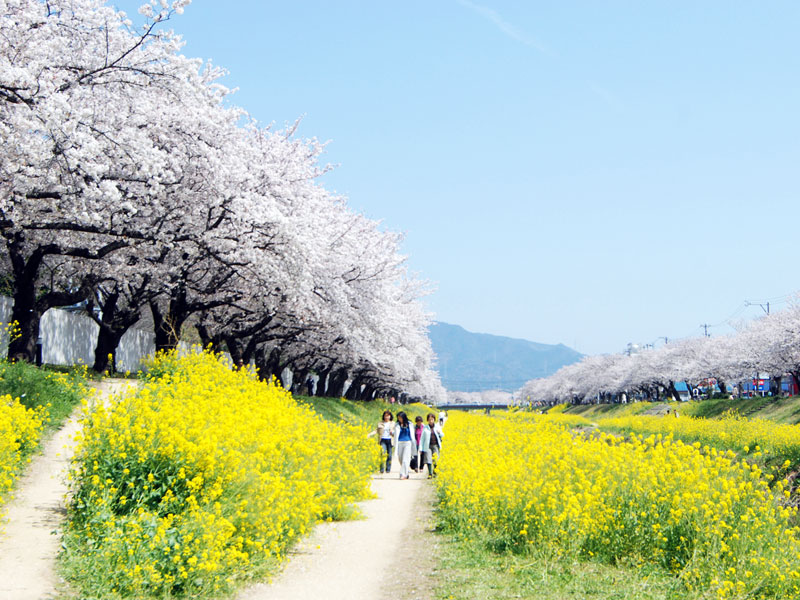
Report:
745,300,770,315
700,324,710,338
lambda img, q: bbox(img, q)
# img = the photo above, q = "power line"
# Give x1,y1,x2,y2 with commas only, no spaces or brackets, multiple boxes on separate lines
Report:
744,300,770,315
745,293,793,303
704,292,794,331
708,302,748,328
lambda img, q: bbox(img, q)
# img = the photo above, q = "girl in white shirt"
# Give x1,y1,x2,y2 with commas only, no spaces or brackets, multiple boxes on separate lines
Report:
376,410,394,474
392,411,416,479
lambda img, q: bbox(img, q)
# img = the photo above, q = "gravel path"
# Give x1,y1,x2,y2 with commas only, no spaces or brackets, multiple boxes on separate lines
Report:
238,461,439,600
0,379,134,600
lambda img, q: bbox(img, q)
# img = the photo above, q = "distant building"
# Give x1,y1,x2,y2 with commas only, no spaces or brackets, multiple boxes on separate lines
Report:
673,381,691,401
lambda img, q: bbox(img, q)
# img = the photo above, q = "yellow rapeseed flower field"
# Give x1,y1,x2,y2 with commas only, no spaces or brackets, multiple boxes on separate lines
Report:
498,409,593,429
437,412,800,599
63,350,378,598
598,411,800,465
0,394,45,519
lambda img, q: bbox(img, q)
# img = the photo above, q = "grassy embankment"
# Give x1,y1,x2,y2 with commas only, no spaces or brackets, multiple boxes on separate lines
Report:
0,360,89,434
295,394,434,428
0,360,89,519
562,394,800,424
562,395,800,473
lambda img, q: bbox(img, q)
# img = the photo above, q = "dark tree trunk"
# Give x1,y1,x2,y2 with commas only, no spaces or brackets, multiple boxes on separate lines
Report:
4,231,122,362
292,369,311,395
254,348,268,381
225,336,244,366
256,347,285,386
770,375,781,397
93,327,127,373
196,324,225,353
7,286,39,363
150,301,172,352
243,336,262,365
89,290,141,373
150,293,190,353
196,324,213,349
328,368,349,398
345,376,362,400
268,349,284,384
7,242,50,362
315,367,332,396
668,381,681,403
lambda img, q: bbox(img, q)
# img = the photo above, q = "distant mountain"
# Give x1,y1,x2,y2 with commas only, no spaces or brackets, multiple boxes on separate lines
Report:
429,322,583,392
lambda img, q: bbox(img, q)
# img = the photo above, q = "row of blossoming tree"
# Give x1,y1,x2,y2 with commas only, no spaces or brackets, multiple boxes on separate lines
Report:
0,0,444,402
518,302,800,405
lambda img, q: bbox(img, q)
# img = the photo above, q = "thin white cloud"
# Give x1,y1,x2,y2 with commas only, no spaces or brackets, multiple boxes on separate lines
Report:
457,0,554,56
457,2,623,109
588,81,623,110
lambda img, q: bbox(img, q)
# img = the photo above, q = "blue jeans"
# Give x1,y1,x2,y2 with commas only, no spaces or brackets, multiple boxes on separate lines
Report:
380,439,393,472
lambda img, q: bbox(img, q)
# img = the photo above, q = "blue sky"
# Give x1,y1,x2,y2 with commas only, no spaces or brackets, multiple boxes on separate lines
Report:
116,1,800,355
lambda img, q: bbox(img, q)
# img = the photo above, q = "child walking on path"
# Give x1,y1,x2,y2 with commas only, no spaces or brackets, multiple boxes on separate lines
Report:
393,411,416,479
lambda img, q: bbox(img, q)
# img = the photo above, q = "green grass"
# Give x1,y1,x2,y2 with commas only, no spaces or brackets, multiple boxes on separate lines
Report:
563,394,800,425
294,394,434,428
685,394,800,423
434,535,692,600
562,402,647,417
0,360,88,433
41,363,104,381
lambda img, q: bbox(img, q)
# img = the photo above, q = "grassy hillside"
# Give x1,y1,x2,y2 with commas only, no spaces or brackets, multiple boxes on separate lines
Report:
294,395,435,429
0,361,88,433
562,394,800,424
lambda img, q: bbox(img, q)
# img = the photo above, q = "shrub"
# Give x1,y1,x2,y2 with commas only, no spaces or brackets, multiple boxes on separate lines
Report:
62,349,377,598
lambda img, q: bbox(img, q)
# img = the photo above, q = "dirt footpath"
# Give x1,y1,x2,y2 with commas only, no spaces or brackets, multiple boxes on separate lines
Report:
239,466,440,600
0,379,134,600
0,383,442,600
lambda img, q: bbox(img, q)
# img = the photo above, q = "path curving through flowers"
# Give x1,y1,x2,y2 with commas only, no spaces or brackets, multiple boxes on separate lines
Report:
0,379,134,600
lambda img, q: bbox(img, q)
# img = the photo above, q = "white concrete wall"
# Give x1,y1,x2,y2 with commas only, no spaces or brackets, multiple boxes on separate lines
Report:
117,327,156,372
0,297,11,351
40,306,99,367
0,296,155,372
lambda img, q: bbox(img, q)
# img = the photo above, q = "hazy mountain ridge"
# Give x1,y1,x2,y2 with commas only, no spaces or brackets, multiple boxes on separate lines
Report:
430,322,583,392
